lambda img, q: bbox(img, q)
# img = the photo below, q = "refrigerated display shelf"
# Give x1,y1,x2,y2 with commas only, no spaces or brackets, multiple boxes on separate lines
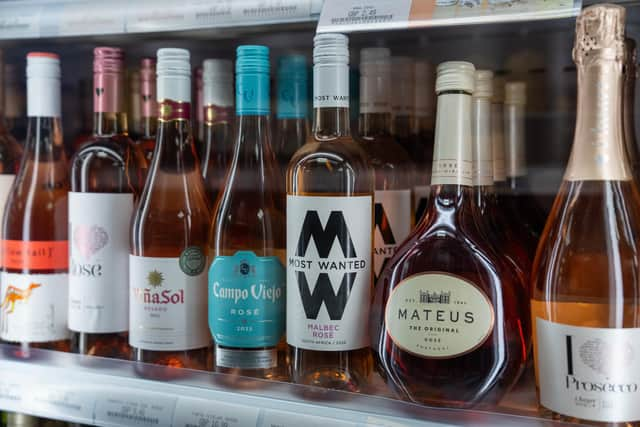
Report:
0,344,584,427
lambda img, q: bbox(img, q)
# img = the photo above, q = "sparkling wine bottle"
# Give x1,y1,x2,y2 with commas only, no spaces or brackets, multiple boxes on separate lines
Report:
1,52,70,354
69,47,146,359
274,55,309,170
209,46,286,380
136,58,157,163
623,38,640,181
356,47,412,284
287,34,374,391
200,59,234,202
130,48,212,371
371,61,526,408
412,60,435,223
532,5,640,424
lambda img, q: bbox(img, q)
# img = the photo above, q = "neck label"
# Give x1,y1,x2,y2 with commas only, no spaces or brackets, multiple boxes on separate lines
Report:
94,73,123,114
237,73,270,116
277,77,307,119
27,77,60,117
159,100,191,121
313,64,349,109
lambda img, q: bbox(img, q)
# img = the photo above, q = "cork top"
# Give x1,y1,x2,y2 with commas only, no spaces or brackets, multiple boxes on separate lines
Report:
573,4,625,66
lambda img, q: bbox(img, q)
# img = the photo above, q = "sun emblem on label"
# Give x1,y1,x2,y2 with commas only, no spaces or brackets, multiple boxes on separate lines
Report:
147,270,164,288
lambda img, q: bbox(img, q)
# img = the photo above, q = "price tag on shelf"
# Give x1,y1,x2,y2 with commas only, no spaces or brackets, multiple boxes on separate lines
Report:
172,397,260,427
94,389,176,427
27,384,96,423
317,0,412,33
260,409,358,427
0,370,26,412
0,3,41,39
53,1,126,36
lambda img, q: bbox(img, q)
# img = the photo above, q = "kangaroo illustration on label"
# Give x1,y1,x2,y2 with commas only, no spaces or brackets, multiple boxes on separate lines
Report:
1,282,41,314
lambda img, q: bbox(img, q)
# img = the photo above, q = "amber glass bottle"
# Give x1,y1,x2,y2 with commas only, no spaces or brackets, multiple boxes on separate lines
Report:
209,46,286,380
200,59,234,202
130,48,212,370
411,60,435,223
623,38,640,182
274,55,308,171
372,61,526,408
287,34,374,391
532,5,640,425
136,58,157,163
69,47,146,359
356,47,412,284
1,53,70,354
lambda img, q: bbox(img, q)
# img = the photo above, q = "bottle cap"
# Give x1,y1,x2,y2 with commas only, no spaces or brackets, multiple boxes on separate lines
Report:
202,58,234,107
93,47,124,73
277,55,307,80
505,81,526,105
573,4,625,65
157,48,191,78
27,52,60,79
436,61,475,93
313,33,349,66
236,45,269,74
203,58,233,79
474,70,494,98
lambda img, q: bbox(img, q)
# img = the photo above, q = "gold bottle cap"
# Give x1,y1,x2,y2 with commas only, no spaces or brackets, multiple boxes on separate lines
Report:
474,70,494,98
505,81,526,105
436,61,475,94
573,3,625,66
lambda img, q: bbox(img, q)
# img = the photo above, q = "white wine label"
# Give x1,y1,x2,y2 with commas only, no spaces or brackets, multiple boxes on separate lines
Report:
286,195,372,351
0,175,15,226
313,64,349,109
129,255,210,351
68,192,133,333
0,272,69,342
536,318,640,423
384,273,494,358
374,190,411,281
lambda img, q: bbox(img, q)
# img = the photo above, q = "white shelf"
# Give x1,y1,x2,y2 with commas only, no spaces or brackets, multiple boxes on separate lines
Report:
0,344,584,426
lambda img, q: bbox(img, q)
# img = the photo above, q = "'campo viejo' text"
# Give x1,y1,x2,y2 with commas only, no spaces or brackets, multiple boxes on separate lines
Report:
212,282,283,304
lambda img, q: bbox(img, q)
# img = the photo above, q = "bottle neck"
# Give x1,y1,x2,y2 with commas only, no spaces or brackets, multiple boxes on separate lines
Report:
472,96,494,188
156,99,198,172
491,102,506,183
504,102,526,179
312,61,350,139
142,116,157,138
358,113,391,138
141,75,157,138
565,58,632,181
431,91,473,187
623,62,638,167
277,75,307,121
25,116,65,158
93,71,127,137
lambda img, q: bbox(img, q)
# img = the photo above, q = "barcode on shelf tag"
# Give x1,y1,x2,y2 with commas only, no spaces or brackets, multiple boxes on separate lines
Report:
172,397,260,427
317,0,412,33
27,385,96,422
0,371,26,412
260,409,358,427
94,390,177,427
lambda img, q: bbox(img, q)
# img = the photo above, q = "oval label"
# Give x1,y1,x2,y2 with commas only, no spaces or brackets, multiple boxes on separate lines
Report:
384,272,495,358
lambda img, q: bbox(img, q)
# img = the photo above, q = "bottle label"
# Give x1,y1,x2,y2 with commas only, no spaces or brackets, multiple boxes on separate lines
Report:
536,318,640,423
159,100,191,121
68,192,133,333
0,272,69,342
384,273,494,358
313,64,349,109
277,78,307,119
215,347,278,370
205,105,233,125
2,240,68,271
373,190,411,281
286,195,372,351
129,253,210,351
208,251,285,349
236,73,270,116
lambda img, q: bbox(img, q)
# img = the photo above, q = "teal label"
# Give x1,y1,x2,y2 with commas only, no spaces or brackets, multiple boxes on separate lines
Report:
277,78,307,119
209,251,285,348
236,74,270,116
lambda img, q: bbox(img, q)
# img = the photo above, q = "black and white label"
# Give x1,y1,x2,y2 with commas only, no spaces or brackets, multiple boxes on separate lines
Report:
373,190,411,281
537,318,640,423
286,195,372,351
68,192,133,333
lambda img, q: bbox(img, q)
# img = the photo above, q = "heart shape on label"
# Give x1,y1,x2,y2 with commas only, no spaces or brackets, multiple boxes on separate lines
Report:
73,224,109,259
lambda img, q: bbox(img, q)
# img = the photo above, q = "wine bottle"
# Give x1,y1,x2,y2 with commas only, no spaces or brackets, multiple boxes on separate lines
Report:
137,58,157,162
130,48,212,371
209,46,286,379
391,56,415,154
1,52,70,354
623,38,640,181
287,33,374,391
532,5,640,424
200,59,234,202
274,55,308,170
356,47,412,284
128,68,142,141
372,61,526,408
69,47,146,359
194,66,204,147
0,50,22,228
412,60,435,223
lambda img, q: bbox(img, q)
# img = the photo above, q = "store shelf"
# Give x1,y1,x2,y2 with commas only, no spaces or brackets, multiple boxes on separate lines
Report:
0,344,582,427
